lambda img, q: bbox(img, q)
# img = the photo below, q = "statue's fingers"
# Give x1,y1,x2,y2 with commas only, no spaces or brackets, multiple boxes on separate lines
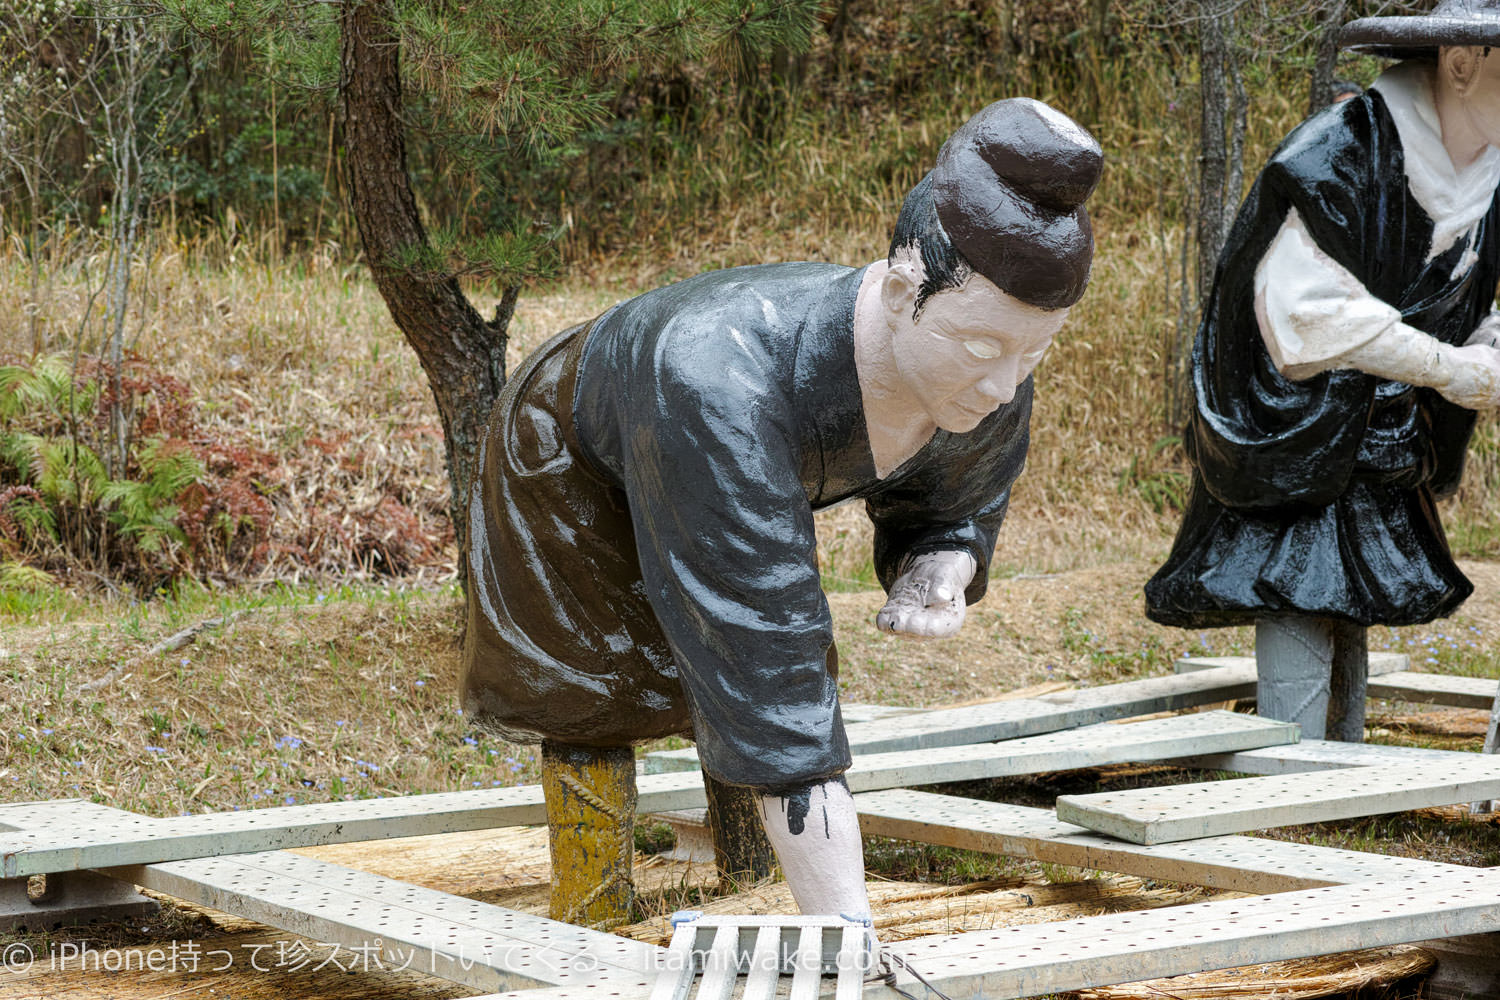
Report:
875,604,906,633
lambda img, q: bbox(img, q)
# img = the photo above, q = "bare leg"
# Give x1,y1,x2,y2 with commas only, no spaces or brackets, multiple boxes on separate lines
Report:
757,778,876,966
1325,620,1368,743
1255,617,1333,739
541,741,636,928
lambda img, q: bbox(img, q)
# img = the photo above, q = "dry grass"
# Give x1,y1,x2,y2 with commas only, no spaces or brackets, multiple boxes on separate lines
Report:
1075,946,1435,1000
0,586,551,818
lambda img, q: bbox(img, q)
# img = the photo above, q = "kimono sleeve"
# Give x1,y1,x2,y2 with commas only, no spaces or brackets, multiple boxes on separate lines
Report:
865,379,1033,606
613,325,849,789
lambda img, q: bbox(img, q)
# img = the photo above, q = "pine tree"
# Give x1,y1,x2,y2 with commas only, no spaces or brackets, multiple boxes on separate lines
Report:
165,0,825,561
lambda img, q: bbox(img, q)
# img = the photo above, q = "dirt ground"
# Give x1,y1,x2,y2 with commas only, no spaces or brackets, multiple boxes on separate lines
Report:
1,558,1496,999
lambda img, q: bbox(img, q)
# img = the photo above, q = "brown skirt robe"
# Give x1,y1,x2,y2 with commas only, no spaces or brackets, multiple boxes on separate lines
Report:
460,323,694,747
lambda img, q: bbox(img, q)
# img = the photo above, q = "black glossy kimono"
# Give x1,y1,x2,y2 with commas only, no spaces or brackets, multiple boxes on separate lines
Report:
462,263,1031,787
1146,89,1500,629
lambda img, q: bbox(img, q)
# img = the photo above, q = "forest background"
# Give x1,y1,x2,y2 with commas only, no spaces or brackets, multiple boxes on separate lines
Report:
2,0,1499,829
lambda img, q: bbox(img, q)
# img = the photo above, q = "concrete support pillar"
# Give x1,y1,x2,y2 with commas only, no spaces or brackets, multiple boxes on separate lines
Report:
1255,617,1367,742
702,768,775,890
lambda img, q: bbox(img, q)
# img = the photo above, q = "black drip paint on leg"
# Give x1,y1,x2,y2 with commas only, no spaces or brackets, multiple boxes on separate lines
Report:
781,786,812,836
765,776,848,838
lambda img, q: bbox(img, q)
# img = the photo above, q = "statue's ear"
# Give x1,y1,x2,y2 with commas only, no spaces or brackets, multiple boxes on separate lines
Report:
1442,46,1485,97
881,260,919,318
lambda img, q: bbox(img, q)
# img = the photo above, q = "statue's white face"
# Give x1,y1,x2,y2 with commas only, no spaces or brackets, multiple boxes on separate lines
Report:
1447,45,1500,149
881,265,1067,433
1468,50,1500,147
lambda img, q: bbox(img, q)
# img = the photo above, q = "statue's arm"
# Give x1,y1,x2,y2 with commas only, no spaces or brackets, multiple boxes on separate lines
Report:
1255,207,1500,408
613,331,847,788
864,382,1031,638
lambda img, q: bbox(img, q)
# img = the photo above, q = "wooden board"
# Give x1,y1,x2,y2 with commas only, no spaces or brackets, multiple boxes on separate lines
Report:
479,869,1500,1000
646,664,1262,773
0,712,1295,878
851,789,1468,894
1056,757,1500,845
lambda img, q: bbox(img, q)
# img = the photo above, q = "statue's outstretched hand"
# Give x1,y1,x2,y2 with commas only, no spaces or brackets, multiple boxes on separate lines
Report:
875,550,977,639
1440,343,1500,410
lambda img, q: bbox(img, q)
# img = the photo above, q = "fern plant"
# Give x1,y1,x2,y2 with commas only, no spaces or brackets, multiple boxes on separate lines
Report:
100,438,204,556
0,353,209,588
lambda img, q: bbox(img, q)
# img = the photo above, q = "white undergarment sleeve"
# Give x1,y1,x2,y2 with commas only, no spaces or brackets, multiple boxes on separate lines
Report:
1254,211,1500,409
1254,209,1403,379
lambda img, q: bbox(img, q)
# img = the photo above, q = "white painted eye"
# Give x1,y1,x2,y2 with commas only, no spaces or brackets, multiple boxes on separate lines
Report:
963,340,1004,360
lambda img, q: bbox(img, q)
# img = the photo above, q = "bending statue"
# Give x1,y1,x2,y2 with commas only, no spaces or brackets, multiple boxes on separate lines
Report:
461,98,1102,930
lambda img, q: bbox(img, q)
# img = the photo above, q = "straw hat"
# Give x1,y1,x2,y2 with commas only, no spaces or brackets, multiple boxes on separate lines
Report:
1341,0,1500,59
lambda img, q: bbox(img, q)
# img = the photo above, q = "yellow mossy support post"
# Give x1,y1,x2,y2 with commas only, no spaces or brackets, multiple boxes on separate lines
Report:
541,741,637,929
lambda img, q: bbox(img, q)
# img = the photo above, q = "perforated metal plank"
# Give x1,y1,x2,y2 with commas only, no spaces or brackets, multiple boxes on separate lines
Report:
1175,653,1490,710
645,664,1262,773
0,712,1293,879
109,850,663,992
1368,671,1500,709
0,800,158,929
742,926,782,1000
478,870,1500,1000
839,703,916,723
644,914,869,1000
1056,757,1500,845
0,796,664,991
852,789,1468,894
1478,683,1500,814
1487,682,1500,756
859,868,1500,1000
1169,737,1478,776
0,770,702,879
1175,653,1408,676
841,712,1297,793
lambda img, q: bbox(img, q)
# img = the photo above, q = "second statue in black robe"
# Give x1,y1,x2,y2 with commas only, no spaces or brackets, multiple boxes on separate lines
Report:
1146,83,1500,629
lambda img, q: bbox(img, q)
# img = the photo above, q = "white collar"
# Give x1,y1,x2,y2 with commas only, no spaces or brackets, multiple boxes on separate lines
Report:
1371,60,1500,262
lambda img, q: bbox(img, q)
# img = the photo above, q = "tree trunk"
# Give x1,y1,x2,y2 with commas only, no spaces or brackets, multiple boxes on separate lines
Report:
338,0,512,568
1307,0,1347,116
1196,0,1232,308
1165,0,1247,431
